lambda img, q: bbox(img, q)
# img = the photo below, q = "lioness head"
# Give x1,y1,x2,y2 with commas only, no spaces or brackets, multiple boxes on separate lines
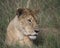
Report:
16,8,39,40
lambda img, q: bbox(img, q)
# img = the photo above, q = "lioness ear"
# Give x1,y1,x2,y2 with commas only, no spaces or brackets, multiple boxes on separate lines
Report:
16,8,24,17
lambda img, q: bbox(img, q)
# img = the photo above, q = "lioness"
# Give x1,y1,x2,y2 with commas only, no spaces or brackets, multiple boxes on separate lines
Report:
5,8,39,47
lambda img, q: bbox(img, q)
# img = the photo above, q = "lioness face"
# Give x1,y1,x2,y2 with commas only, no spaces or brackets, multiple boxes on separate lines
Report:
17,8,39,40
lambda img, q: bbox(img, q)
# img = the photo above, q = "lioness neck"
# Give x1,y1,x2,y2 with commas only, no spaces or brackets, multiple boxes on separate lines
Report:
19,36,33,47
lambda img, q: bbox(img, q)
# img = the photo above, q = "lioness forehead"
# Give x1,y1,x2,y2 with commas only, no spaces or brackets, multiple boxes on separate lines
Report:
16,8,36,16
16,8,37,21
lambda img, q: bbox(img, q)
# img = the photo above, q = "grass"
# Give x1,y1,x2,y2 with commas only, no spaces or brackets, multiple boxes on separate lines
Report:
0,0,60,48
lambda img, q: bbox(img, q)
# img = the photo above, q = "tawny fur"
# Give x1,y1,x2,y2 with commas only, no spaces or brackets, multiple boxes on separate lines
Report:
5,8,39,47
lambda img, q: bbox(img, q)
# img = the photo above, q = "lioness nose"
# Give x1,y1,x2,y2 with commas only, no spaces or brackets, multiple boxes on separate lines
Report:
34,30,39,33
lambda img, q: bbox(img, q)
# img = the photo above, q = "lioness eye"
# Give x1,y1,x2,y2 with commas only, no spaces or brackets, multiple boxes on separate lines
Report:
28,19,31,22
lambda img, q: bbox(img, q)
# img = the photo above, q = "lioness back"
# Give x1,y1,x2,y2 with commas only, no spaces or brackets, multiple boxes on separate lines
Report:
5,8,39,47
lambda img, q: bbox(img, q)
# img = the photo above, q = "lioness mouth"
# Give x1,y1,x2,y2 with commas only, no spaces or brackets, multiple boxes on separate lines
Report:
27,34,38,40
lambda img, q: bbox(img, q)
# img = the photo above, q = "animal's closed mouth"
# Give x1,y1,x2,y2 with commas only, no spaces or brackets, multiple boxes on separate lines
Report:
27,34,38,40
27,33,38,36
28,34,38,36
29,35,37,40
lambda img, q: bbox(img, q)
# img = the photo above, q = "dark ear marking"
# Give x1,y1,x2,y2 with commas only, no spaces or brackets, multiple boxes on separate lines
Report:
16,8,23,17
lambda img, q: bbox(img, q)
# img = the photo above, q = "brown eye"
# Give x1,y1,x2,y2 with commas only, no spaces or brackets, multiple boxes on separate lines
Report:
28,19,31,22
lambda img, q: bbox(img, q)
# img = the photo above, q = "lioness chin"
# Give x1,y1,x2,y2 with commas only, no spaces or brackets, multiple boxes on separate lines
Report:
5,8,39,47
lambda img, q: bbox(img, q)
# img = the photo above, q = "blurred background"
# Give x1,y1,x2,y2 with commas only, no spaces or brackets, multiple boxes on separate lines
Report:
0,0,60,48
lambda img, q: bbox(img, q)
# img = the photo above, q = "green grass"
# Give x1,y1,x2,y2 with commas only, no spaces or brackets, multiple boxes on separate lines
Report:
0,0,60,48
